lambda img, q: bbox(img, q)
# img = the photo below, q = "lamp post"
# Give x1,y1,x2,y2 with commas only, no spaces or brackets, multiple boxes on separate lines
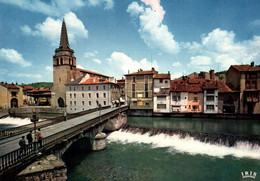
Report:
96,100,102,122
30,113,39,153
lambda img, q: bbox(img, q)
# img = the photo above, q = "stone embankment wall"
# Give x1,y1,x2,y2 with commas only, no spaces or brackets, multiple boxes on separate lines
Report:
16,154,67,181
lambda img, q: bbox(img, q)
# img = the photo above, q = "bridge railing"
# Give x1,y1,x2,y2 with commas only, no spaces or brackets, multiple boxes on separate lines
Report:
0,106,128,175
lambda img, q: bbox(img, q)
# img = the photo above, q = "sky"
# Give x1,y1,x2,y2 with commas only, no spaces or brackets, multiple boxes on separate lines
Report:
0,0,260,84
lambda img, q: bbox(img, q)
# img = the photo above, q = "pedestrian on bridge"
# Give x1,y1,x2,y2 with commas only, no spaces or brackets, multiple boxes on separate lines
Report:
26,131,33,148
19,136,26,157
36,128,43,148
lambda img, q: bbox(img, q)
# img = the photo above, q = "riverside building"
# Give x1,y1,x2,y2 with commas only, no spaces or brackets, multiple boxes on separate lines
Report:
65,75,120,113
153,73,171,113
226,62,260,114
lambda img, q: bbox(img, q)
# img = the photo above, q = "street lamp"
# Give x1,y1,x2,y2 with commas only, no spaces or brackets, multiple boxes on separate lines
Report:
30,113,39,153
96,100,102,122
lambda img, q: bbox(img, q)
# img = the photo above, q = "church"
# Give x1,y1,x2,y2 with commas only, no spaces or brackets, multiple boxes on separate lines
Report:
51,19,111,108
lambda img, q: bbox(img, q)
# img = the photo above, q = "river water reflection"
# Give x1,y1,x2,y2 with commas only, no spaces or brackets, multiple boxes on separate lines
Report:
127,117,260,136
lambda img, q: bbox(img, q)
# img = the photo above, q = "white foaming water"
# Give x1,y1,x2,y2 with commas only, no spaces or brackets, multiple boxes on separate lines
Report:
0,116,43,127
107,130,260,160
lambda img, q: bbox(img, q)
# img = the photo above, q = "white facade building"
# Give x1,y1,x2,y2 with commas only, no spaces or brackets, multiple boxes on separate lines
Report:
66,76,120,113
203,89,218,113
170,92,188,112
153,73,171,113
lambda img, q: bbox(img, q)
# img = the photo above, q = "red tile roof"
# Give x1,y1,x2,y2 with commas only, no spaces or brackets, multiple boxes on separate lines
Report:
23,86,34,91
75,68,108,77
231,65,260,72
28,88,51,93
0,83,19,89
79,77,114,85
170,77,233,93
153,74,171,79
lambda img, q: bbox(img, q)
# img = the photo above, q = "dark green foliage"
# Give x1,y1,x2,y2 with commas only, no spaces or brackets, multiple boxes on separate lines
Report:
27,82,53,89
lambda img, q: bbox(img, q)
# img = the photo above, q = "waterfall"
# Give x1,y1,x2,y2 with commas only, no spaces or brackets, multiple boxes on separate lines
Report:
0,116,43,127
107,124,260,160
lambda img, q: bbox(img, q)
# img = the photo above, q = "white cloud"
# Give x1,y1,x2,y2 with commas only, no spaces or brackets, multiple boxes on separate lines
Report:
190,56,211,66
0,0,85,17
77,65,85,69
185,28,260,70
21,12,88,46
250,19,260,26
84,51,98,58
127,1,179,54
86,0,114,10
171,72,182,80
45,66,53,72
141,0,165,20
107,51,158,76
0,48,31,67
93,58,102,64
172,62,181,67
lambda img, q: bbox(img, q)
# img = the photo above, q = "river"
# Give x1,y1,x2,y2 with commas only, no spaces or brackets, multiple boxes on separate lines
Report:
63,116,260,181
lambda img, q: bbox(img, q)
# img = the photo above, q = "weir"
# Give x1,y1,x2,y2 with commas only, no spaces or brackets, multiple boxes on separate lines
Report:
121,124,260,147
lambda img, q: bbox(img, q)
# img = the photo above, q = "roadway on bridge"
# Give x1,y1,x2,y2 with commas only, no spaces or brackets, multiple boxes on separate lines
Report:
0,107,120,156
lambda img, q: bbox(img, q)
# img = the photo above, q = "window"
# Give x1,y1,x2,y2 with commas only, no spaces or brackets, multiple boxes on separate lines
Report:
157,96,166,100
69,87,72,91
172,93,180,101
132,76,136,82
74,101,76,106
11,92,17,97
159,79,163,83
132,92,136,98
70,101,72,106
133,101,137,107
96,86,98,90
74,87,76,91
206,96,214,102
103,93,106,98
89,93,91,98
74,94,76,98
96,93,99,98
82,87,84,91
103,85,106,90
70,94,72,98
145,83,148,91
145,102,149,107
165,80,168,84
193,97,198,102
206,90,215,94
104,101,106,105
145,92,148,98
252,81,257,89
206,105,214,110
157,104,166,109
132,84,135,91
82,93,84,98
88,86,91,90
82,101,84,106
192,105,198,110
89,101,91,106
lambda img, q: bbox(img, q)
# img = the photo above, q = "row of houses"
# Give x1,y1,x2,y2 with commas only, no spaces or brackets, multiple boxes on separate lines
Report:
125,62,260,115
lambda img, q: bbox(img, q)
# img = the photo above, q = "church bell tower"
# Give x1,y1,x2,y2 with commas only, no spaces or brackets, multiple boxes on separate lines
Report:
51,19,76,107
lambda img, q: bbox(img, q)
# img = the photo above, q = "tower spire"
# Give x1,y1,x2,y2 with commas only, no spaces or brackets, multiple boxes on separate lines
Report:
59,18,70,49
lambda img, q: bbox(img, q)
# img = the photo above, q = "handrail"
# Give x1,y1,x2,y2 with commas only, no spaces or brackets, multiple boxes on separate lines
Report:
0,106,127,175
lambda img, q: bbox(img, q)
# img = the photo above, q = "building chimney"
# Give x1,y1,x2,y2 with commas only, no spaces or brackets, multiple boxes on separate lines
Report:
168,71,170,74
151,67,155,72
251,61,255,67
210,70,214,80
